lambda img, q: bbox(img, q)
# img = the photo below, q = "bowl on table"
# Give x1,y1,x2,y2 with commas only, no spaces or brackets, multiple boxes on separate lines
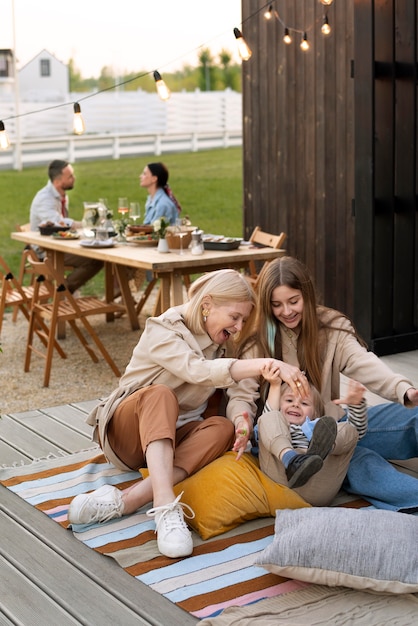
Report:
126,224,154,236
165,226,195,250
39,224,71,236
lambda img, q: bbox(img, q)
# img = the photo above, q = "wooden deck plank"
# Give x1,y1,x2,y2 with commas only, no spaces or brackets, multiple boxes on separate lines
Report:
4,411,91,452
1,556,80,625
0,438,32,466
0,414,72,461
0,486,198,626
10,404,93,437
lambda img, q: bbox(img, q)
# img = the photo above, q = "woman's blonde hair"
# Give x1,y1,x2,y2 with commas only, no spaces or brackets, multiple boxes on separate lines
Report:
184,269,256,345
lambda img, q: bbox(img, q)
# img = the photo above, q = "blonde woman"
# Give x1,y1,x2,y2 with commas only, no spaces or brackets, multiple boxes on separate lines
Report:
69,269,305,559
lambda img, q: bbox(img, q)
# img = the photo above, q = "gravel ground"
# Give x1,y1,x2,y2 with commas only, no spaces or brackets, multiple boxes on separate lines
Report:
2,300,152,415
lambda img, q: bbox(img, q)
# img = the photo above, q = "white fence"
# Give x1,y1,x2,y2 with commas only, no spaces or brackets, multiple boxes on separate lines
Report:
0,89,243,170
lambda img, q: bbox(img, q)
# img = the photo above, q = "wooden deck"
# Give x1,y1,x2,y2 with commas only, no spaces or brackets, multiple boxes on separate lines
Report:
1,350,417,625
0,398,198,626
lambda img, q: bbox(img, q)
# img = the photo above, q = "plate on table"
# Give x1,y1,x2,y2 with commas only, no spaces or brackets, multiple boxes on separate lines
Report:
126,235,158,247
202,236,242,251
39,224,70,236
79,239,115,248
52,231,80,240
126,224,154,235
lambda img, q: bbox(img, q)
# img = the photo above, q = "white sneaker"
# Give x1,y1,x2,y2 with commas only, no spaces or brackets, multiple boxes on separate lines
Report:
147,492,194,558
68,484,124,524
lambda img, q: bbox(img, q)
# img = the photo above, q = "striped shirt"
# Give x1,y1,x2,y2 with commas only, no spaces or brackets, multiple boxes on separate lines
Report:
263,398,368,449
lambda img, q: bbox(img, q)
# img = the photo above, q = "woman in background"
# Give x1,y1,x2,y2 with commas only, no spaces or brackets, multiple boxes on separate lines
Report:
140,162,181,225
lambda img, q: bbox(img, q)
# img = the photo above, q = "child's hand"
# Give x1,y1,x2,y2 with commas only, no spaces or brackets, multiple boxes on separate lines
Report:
334,379,366,406
260,362,282,386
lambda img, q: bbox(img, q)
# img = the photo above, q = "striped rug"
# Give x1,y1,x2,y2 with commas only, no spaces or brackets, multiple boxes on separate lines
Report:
0,449,368,620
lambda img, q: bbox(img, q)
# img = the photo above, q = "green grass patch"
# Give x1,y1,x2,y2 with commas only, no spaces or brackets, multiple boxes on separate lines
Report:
1,147,243,295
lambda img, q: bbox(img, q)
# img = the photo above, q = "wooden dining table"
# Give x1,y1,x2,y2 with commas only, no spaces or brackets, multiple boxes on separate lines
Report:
11,230,285,330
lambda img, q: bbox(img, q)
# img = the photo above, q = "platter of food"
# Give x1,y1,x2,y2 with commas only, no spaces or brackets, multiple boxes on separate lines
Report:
202,235,242,251
52,231,80,239
39,224,71,236
125,235,158,246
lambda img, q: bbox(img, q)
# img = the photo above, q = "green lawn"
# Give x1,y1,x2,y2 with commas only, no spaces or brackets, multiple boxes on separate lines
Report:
1,148,243,286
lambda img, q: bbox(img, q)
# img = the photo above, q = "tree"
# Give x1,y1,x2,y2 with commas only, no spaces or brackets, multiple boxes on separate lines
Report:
197,48,215,91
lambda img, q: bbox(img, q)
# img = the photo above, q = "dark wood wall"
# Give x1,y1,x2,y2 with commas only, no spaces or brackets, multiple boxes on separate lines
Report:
241,0,418,355
353,0,418,355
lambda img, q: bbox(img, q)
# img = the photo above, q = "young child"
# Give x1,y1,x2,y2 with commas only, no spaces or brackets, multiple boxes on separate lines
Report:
255,362,368,489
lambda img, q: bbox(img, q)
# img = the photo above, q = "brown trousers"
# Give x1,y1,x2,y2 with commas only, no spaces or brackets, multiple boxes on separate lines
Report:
258,410,359,506
63,253,103,293
106,384,235,475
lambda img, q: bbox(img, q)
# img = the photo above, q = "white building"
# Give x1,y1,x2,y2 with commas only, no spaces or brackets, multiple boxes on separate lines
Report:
18,49,69,101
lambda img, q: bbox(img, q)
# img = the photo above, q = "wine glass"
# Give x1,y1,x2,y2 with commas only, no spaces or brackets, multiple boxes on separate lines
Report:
118,197,129,216
129,202,141,223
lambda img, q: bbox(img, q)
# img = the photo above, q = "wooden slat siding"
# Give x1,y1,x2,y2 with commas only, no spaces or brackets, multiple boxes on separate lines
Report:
353,0,375,344
0,487,198,626
373,0,395,340
335,0,355,315
392,1,416,343
242,1,355,314
242,1,417,354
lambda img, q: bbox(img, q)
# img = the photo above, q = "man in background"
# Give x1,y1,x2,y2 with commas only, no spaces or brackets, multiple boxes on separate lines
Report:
30,160,102,293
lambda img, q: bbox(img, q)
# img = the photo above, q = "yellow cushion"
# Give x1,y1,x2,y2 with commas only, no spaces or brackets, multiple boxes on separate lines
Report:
143,451,310,540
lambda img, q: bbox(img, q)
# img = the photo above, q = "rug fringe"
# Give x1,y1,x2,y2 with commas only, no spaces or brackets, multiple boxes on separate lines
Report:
1,445,100,470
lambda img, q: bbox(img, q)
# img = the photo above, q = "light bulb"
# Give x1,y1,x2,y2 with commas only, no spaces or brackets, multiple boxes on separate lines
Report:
300,33,310,51
0,121,11,150
153,71,171,101
320,0,333,5
283,27,292,45
73,103,85,135
233,27,252,61
321,16,331,35
264,5,273,20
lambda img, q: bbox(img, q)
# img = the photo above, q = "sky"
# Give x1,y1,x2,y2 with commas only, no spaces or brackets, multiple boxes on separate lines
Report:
2,0,243,78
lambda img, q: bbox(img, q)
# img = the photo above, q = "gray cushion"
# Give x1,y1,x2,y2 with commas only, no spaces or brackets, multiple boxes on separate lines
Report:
255,507,418,593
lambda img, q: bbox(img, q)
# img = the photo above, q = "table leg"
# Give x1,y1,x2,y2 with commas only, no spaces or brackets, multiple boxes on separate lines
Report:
171,271,184,306
104,262,115,323
159,273,172,312
113,265,140,331
48,250,66,339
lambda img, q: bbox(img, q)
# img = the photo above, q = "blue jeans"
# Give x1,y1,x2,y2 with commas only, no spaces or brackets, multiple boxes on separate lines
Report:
343,403,418,512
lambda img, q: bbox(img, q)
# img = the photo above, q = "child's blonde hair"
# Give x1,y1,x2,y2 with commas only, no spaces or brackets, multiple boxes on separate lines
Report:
280,382,324,418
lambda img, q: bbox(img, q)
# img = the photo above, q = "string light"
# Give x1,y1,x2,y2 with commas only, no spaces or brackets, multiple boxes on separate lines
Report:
233,27,252,61
2,2,334,135
264,0,333,52
0,121,11,150
321,15,331,36
283,27,292,45
300,33,310,52
264,5,273,20
72,102,85,135
153,71,171,101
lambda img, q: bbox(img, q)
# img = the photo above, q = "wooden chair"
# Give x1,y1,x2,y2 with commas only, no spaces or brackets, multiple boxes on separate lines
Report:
24,255,126,387
247,227,287,288
0,252,53,337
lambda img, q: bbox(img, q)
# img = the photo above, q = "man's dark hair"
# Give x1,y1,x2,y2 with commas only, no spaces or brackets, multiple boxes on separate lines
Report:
48,160,69,181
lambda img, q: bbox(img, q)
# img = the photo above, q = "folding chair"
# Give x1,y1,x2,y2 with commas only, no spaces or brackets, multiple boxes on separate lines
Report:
25,255,126,387
247,227,287,288
0,252,52,336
